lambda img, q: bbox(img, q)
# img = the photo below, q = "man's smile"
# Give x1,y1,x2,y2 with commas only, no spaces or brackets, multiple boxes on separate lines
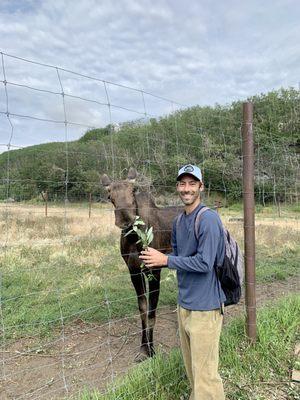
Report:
181,192,194,197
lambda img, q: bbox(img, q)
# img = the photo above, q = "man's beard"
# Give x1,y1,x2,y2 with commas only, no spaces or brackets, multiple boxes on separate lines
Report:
179,191,200,205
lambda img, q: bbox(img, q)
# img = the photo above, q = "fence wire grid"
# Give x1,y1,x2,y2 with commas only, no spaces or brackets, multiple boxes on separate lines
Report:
0,51,299,400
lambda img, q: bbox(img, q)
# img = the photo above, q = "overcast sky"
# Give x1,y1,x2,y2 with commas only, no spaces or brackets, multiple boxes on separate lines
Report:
0,0,299,151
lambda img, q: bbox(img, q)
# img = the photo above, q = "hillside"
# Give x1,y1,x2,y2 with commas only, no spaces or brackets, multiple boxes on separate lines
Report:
0,88,299,203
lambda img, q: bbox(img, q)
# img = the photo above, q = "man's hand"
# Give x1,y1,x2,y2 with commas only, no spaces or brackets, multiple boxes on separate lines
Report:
139,247,168,268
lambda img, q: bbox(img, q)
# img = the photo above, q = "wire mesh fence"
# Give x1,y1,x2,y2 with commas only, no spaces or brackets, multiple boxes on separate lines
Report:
0,51,299,399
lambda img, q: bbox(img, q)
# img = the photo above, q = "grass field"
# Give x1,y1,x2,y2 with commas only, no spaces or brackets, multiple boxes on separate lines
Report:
85,294,300,400
0,201,299,343
0,202,176,343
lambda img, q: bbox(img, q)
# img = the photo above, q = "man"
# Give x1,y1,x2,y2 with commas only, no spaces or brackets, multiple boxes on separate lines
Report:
140,164,226,400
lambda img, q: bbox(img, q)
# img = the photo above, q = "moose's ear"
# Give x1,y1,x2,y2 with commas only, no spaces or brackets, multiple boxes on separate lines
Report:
101,174,111,190
127,167,137,183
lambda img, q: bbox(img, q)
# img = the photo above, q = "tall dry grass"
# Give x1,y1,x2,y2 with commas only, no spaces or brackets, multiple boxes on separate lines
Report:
0,203,119,246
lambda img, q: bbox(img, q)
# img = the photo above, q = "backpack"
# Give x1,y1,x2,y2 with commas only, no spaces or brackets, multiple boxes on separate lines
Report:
176,206,244,307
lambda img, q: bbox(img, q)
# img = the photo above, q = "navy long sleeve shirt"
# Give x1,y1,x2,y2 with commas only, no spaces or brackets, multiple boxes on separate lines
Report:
167,203,226,310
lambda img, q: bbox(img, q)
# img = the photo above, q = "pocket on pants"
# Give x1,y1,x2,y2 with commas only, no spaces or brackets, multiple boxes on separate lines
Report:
190,309,222,333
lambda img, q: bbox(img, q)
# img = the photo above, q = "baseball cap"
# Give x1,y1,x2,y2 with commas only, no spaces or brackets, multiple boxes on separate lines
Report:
176,164,202,182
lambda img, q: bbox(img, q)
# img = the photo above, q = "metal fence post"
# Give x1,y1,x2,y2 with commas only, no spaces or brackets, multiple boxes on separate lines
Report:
89,192,92,218
242,102,256,342
45,190,48,217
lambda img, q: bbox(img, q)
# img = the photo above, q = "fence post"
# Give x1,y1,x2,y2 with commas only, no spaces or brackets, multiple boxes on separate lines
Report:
89,192,92,218
207,182,211,200
242,102,256,342
45,190,48,217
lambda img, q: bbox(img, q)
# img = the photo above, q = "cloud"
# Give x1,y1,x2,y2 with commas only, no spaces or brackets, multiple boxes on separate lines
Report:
0,0,299,149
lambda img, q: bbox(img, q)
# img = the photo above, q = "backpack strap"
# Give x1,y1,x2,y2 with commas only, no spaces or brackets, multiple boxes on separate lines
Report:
194,206,210,240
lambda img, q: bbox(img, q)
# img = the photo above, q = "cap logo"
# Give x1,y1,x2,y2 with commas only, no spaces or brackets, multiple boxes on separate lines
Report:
184,165,194,172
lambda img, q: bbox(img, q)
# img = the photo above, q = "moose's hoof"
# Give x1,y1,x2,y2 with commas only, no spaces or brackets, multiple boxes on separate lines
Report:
134,351,149,363
134,345,155,363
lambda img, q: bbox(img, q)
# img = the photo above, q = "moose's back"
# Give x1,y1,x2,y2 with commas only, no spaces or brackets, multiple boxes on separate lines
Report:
153,205,183,253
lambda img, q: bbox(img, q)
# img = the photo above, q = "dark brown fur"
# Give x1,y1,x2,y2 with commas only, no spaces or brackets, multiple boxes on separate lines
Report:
101,169,181,360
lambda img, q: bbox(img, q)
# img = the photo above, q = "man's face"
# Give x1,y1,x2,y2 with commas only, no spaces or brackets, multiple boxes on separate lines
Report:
176,175,202,205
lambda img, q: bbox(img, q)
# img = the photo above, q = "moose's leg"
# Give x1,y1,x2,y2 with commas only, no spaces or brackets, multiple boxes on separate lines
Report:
128,265,150,362
147,268,161,357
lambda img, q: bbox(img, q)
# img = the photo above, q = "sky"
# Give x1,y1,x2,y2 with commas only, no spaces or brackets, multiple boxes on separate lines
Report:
0,0,299,151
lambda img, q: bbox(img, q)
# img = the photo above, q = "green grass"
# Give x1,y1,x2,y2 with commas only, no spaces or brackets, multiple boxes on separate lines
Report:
1,232,177,341
77,294,300,400
256,253,299,282
255,225,299,282
220,294,300,399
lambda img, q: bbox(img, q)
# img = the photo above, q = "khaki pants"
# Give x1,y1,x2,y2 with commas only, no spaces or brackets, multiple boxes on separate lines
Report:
178,306,225,400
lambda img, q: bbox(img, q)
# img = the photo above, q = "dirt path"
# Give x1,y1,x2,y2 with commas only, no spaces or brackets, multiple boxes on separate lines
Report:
1,277,299,400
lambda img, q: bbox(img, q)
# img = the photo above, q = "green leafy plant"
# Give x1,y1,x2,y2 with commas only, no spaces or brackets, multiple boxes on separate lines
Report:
124,216,155,278
124,216,154,248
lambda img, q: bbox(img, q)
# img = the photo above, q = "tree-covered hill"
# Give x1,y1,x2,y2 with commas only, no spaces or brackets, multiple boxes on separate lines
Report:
0,88,299,203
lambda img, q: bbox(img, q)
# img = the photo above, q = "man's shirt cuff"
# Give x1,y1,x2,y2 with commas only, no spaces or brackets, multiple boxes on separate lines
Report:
167,255,177,270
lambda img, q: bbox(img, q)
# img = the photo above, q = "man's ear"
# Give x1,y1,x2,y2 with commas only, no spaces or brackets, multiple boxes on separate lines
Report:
199,182,205,192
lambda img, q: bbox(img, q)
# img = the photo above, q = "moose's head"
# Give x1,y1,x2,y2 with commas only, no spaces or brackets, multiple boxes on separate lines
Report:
101,168,138,229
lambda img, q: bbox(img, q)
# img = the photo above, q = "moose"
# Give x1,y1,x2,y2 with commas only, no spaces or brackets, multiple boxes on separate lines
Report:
101,168,181,361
